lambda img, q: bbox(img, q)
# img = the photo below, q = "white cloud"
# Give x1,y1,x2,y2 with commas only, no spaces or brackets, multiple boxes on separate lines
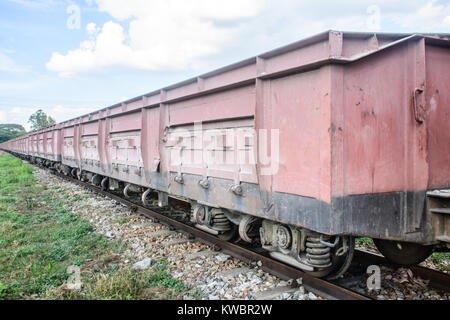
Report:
394,0,450,30
6,107,41,130
46,0,266,77
0,111,6,123
4,106,99,130
95,0,265,21
50,105,99,121
444,15,450,27
0,52,29,73
45,0,450,78
7,0,59,9
86,22,100,36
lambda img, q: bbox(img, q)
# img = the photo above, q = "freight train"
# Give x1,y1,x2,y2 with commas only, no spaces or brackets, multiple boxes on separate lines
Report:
2,31,449,279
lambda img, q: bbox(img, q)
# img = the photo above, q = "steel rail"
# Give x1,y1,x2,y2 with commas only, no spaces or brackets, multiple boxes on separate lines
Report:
353,248,450,292
38,168,369,301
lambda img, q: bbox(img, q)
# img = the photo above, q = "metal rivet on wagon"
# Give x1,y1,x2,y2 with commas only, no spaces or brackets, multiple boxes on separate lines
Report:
230,184,243,196
174,174,184,184
199,177,210,189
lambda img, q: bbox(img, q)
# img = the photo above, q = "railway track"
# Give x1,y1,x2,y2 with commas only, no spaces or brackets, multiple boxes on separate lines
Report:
327,249,450,299
352,249,450,293
27,162,368,300
23,160,450,300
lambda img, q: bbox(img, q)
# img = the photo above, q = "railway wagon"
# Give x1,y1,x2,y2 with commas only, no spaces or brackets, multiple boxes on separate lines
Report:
2,31,450,279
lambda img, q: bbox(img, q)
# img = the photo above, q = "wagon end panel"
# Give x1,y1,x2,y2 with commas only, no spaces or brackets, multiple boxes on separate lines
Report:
30,135,36,156
257,67,332,233
44,130,55,161
141,106,162,190
331,39,434,242
107,111,145,186
425,42,450,190
62,126,77,167
425,41,450,244
38,133,45,158
54,129,62,162
79,121,101,174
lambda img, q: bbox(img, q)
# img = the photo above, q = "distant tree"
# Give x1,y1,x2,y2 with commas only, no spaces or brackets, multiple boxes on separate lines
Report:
0,124,26,143
28,109,56,131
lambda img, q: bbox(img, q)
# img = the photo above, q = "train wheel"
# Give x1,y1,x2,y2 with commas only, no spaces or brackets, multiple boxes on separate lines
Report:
326,236,355,280
373,239,433,266
217,226,238,241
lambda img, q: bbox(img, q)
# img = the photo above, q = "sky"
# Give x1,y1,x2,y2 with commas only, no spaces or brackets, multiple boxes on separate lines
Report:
0,0,449,130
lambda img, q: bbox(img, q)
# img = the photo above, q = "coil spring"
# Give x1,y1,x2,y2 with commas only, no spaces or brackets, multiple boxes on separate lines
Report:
305,236,332,267
191,206,232,232
210,210,232,232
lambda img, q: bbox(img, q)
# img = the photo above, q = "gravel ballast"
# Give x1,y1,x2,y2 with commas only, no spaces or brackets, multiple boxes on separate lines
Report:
32,165,449,300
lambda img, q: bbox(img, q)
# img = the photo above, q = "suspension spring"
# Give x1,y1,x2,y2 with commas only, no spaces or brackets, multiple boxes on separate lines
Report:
305,236,332,268
192,206,232,232
210,210,232,232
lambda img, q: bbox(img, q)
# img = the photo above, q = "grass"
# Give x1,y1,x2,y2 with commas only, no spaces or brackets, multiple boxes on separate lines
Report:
428,252,450,272
355,237,375,248
66,260,191,300
0,154,193,300
146,260,187,293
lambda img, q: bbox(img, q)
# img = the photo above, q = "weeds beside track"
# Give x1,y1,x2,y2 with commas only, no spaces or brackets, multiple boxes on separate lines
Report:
0,154,191,300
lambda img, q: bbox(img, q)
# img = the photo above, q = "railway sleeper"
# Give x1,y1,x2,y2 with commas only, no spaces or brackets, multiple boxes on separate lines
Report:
17,155,445,280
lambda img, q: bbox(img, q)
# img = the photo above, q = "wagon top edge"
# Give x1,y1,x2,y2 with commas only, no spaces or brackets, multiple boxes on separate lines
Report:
3,30,450,142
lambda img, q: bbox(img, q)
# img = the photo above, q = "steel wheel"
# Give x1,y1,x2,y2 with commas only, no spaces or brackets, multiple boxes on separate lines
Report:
373,239,433,266
217,226,238,241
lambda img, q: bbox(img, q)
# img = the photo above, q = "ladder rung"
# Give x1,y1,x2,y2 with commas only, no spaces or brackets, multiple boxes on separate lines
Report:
436,235,450,242
427,190,450,199
430,208,450,215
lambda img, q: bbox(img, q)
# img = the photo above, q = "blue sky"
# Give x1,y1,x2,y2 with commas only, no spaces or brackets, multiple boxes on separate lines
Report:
1,0,449,130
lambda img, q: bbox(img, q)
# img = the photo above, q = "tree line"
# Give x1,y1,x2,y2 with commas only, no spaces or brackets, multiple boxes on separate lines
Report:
0,109,56,143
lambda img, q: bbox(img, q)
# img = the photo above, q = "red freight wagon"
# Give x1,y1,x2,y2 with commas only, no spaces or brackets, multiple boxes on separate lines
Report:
2,31,449,278
25,128,61,167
